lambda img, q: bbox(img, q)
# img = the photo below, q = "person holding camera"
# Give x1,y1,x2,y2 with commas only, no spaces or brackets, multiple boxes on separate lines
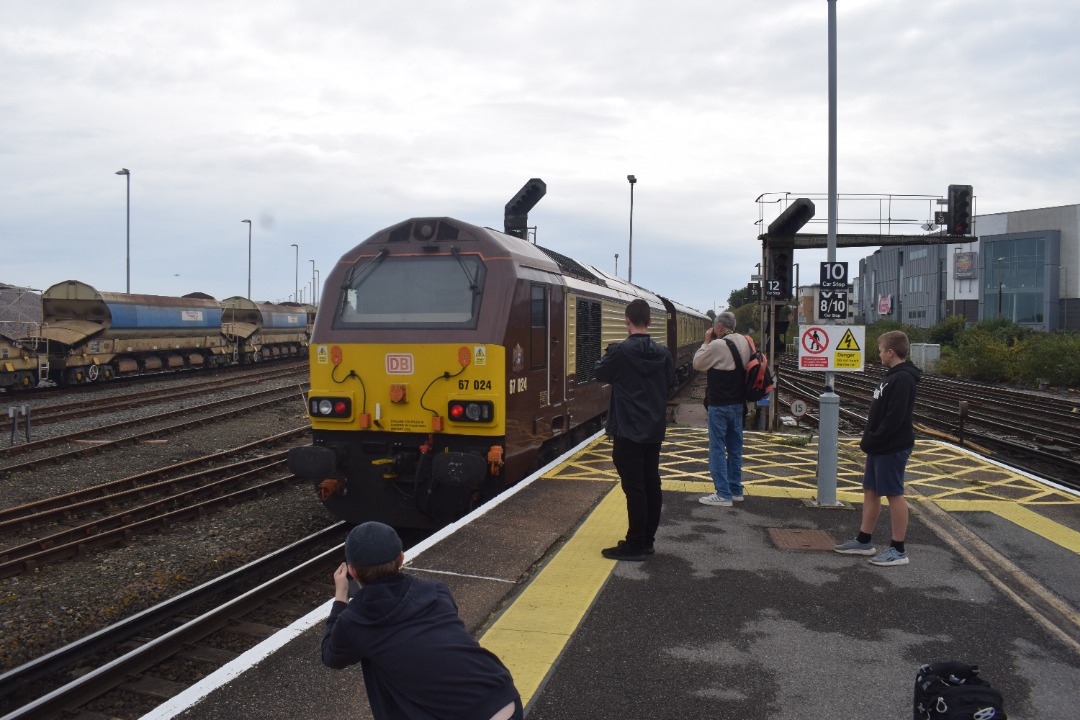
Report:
693,311,752,508
322,522,522,719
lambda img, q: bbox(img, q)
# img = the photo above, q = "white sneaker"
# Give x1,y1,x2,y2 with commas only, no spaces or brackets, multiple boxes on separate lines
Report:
698,494,733,507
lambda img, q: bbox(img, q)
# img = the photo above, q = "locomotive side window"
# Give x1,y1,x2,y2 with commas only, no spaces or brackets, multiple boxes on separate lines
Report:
335,255,485,328
530,283,547,370
575,298,601,384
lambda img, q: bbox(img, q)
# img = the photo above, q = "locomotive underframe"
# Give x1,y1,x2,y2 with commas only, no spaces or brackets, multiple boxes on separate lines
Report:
306,429,508,529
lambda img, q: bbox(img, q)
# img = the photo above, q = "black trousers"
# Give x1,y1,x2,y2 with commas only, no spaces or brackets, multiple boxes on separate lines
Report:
611,436,663,551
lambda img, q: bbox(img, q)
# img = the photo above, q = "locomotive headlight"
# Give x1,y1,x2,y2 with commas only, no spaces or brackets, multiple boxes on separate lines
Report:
309,396,352,419
447,400,494,423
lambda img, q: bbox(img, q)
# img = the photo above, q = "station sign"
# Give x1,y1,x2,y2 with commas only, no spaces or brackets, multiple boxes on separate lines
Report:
818,290,847,319
798,324,865,372
819,261,848,290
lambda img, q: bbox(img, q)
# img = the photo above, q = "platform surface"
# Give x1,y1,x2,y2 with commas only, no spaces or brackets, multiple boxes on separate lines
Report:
152,428,1080,720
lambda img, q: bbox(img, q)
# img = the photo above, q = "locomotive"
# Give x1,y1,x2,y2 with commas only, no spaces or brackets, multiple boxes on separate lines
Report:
287,180,710,529
0,281,315,389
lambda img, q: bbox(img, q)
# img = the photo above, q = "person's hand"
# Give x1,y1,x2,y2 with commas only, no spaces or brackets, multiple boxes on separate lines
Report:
334,562,350,602
705,327,716,343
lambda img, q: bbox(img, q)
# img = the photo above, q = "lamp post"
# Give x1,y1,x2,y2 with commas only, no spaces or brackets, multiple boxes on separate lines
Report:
241,220,253,299
995,256,1007,319
627,175,636,283
314,269,320,306
1061,264,1069,331
290,244,299,302
115,169,130,293
310,260,317,306
614,253,619,276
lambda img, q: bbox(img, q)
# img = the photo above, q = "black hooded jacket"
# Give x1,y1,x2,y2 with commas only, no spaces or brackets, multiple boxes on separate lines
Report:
594,333,675,444
860,360,922,455
322,573,518,720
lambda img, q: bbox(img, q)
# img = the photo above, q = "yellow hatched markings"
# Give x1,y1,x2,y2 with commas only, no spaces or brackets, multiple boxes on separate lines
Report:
478,484,625,706
543,430,1077,550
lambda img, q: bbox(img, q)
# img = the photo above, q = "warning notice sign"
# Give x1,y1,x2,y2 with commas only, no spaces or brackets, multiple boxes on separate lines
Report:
798,325,865,372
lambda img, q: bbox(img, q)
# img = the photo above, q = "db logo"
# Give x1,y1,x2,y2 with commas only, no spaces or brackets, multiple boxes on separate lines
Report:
386,354,415,375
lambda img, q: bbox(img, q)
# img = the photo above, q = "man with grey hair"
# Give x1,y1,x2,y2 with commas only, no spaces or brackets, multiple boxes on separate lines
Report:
692,311,752,507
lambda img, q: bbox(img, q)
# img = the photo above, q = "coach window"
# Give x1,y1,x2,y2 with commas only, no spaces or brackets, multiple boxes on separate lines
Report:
335,254,485,329
530,284,547,370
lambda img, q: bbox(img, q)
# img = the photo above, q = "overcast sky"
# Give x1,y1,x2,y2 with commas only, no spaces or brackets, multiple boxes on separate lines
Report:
2,0,1077,316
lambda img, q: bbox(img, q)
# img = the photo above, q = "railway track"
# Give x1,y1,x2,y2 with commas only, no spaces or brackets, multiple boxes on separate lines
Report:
0,382,309,474
0,524,348,719
0,428,310,579
11,364,307,428
775,356,1080,490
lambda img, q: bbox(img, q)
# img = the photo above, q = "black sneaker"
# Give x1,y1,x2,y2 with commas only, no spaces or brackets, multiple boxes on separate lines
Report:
601,542,646,561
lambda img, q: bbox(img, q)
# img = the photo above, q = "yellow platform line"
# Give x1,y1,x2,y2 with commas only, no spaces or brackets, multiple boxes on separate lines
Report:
934,500,1080,555
479,485,624,706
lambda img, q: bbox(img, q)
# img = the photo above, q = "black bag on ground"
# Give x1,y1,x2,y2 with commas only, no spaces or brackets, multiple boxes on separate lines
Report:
914,662,1006,720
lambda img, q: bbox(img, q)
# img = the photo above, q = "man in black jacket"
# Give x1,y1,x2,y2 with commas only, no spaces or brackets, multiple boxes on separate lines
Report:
594,299,676,561
834,330,922,566
322,522,522,719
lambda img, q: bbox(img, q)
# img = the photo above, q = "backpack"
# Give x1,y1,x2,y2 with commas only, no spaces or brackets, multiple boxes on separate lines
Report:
913,662,1006,720
723,335,775,402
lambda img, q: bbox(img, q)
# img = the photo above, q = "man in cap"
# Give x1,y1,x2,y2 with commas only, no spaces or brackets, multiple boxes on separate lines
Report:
322,522,522,719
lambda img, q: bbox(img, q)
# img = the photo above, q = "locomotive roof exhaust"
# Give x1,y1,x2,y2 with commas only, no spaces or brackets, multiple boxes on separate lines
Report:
504,178,546,241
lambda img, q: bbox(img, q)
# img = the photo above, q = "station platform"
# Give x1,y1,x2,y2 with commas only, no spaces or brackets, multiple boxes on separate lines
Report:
149,427,1080,720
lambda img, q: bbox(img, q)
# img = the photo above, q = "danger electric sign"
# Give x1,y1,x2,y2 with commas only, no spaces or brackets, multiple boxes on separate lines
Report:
798,325,865,372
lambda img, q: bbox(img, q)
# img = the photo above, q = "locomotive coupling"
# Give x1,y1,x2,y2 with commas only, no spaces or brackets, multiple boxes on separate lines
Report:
487,445,504,475
318,478,345,500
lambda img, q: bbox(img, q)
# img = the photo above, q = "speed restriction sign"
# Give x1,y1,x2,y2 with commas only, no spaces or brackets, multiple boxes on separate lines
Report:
790,399,808,418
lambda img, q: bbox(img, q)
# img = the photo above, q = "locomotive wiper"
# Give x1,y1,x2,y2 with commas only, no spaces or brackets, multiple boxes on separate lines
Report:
450,246,480,293
341,247,389,291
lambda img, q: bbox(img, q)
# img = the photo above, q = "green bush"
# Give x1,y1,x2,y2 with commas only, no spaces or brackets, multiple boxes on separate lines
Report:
1014,332,1080,388
935,326,1019,382
928,315,967,347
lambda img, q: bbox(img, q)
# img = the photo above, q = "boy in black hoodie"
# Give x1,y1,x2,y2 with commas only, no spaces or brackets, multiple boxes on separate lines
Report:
594,299,676,561
834,330,922,566
322,522,522,719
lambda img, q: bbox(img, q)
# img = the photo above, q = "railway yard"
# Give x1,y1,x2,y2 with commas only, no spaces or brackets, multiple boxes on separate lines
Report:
0,359,1077,718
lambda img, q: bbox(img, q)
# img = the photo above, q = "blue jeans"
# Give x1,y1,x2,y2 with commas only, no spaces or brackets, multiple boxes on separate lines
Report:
707,404,744,500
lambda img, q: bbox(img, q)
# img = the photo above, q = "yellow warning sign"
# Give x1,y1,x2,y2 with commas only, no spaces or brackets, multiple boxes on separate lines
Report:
837,329,861,351
473,346,487,366
834,351,861,369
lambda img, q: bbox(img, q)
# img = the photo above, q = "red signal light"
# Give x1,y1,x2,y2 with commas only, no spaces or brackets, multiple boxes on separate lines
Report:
449,403,465,419
334,401,347,414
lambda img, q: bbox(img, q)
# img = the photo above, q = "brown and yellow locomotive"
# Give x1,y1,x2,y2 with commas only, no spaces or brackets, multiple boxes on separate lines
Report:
288,188,709,528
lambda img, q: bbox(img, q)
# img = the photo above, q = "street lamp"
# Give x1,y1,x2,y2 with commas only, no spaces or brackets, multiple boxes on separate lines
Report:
290,244,299,302
1060,265,1069,331
115,168,130,293
242,220,253,299
614,253,619,276
995,256,1007,319
310,260,317,306
314,269,320,306
627,175,636,283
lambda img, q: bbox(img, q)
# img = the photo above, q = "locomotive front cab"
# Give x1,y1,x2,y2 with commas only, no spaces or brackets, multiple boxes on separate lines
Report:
288,219,512,528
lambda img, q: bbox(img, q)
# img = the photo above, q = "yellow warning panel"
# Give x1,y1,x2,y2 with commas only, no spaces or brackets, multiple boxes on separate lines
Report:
834,351,862,369
837,329,861,351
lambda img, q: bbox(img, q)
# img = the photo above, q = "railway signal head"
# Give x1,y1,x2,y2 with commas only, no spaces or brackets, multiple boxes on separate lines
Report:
947,184,974,235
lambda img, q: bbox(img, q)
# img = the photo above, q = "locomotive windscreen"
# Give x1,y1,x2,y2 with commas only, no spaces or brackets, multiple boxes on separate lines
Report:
335,254,485,328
